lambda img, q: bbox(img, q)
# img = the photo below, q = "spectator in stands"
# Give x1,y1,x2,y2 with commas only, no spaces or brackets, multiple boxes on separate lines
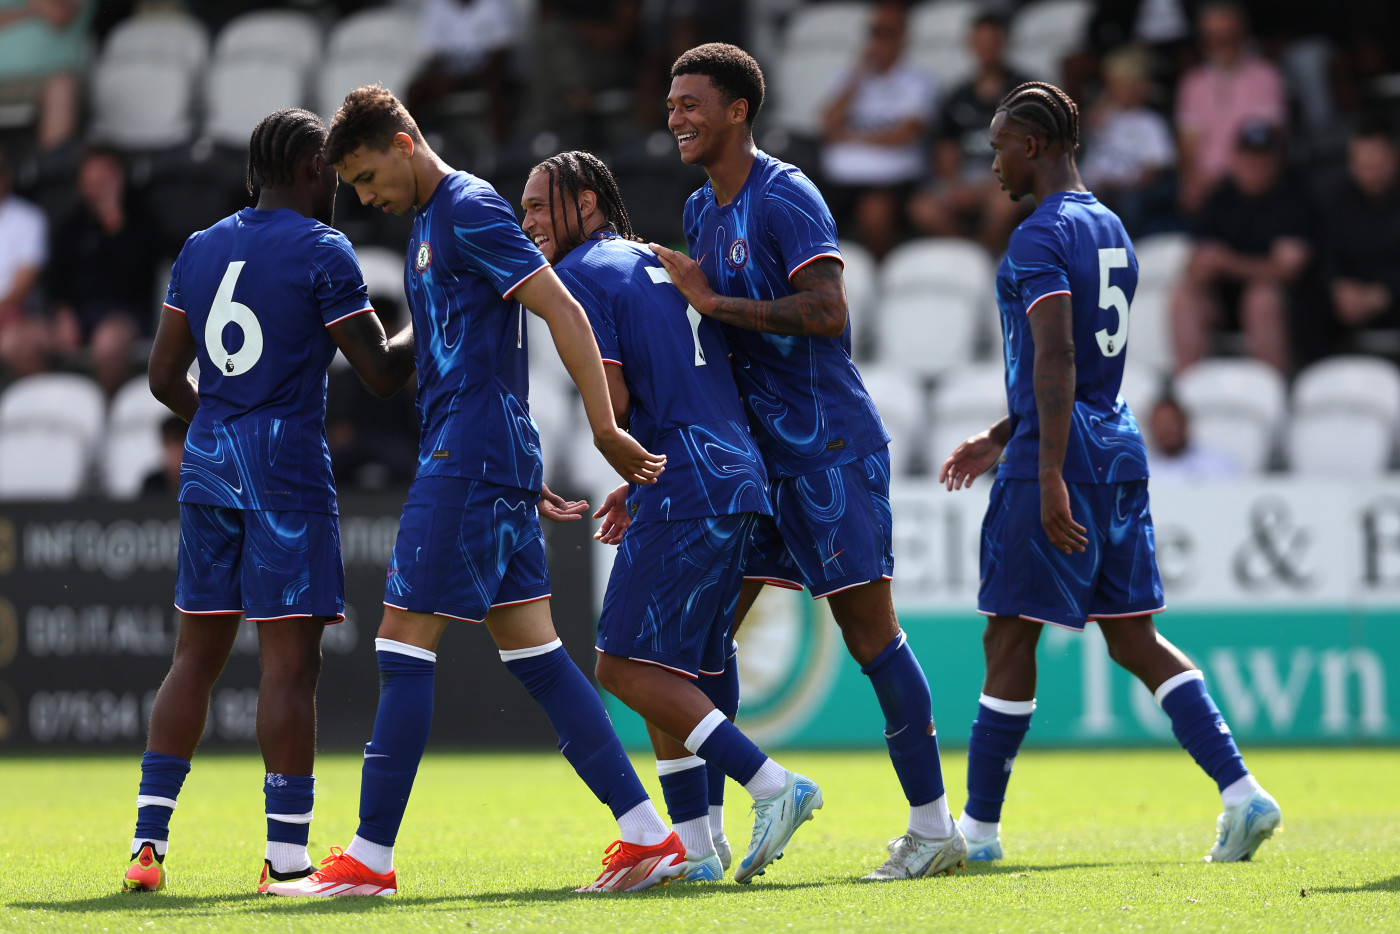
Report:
526,0,642,132
1174,1,1285,214
0,0,88,153
819,2,935,260
406,0,519,141
1080,45,1179,238
326,302,419,490
1071,0,1196,105
141,414,186,498
46,146,164,397
1145,392,1240,483
1306,120,1400,364
0,146,52,381
1170,121,1308,375
907,13,1031,253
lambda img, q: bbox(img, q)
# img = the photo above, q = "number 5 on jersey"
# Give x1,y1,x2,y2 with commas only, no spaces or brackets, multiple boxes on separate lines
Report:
206,261,264,375
645,265,706,366
1095,247,1129,358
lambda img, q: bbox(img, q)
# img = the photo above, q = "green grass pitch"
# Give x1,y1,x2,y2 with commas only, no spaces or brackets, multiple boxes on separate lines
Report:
2,748,1395,933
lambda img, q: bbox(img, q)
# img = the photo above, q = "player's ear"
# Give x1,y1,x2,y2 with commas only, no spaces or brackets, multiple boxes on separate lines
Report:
578,188,597,218
393,132,415,159
730,97,749,127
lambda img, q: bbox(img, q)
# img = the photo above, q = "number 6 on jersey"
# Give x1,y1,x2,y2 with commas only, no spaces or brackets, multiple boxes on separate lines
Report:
206,261,265,375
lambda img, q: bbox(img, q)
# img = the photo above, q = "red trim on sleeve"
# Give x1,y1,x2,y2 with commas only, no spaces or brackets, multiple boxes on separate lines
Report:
601,358,624,366
787,251,844,282
1025,290,1071,315
163,302,186,316
502,262,550,299
324,305,376,328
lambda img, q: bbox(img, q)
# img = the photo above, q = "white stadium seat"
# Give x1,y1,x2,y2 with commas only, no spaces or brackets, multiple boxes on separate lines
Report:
859,364,927,476
1286,356,1400,476
102,12,210,75
1174,359,1286,473
928,361,1007,469
771,46,860,135
908,0,977,86
0,373,106,447
1117,362,1164,422
102,378,172,499
214,9,322,71
838,239,878,359
355,246,409,314
1007,0,1094,84
784,2,872,53
327,7,422,63
0,426,89,499
1128,233,1191,374
90,58,195,149
204,59,307,148
875,238,994,376
317,55,417,121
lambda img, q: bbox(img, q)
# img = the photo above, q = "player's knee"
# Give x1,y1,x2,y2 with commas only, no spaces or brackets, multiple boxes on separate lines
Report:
1101,622,1158,672
593,653,625,698
982,618,1038,665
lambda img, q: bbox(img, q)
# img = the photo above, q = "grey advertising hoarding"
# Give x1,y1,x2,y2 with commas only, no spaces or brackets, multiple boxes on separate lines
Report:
0,493,598,749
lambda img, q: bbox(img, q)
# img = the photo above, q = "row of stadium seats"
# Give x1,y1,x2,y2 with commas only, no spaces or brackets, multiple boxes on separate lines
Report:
89,6,425,151
771,0,1094,135
2,350,1397,501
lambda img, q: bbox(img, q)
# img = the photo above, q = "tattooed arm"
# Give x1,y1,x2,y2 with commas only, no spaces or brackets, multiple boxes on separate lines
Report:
1027,293,1087,554
649,244,847,338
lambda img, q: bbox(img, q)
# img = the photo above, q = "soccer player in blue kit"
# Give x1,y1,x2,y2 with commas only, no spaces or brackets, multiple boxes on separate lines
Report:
938,81,1282,864
649,44,965,881
267,87,680,897
521,151,822,885
123,108,417,894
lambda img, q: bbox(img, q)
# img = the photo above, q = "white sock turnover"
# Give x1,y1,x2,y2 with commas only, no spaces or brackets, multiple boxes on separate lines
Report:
617,800,671,847
908,794,954,840
346,834,394,875
743,758,787,802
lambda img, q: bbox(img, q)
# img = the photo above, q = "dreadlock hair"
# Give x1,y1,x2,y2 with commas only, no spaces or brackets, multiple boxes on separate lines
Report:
324,84,423,167
246,108,327,196
997,81,1080,152
529,150,636,248
670,43,765,126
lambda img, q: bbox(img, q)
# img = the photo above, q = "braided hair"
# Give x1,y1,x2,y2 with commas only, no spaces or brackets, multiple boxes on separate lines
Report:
246,108,327,196
529,150,636,247
996,81,1080,151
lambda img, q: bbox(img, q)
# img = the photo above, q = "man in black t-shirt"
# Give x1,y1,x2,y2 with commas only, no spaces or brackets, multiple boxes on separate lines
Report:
1170,121,1309,374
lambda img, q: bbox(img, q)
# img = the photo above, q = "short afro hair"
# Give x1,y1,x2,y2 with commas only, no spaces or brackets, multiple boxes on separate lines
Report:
324,85,423,167
670,43,765,126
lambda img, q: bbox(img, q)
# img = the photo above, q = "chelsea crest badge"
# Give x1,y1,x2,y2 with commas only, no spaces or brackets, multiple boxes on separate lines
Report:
727,237,749,269
415,241,432,272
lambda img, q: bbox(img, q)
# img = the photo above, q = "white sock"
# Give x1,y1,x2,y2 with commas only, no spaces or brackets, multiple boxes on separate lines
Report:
743,758,787,802
617,800,671,847
132,837,168,858
957,812,999,841
346,834,394,875
265,840,312,874
709,804,725,839
1221,774,1262,808
673,816,715,858
908,794,954,840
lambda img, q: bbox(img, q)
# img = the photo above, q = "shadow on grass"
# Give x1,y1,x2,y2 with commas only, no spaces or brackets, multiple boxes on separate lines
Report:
6,893,462,916
960,862,1113,876
1312,873,1400,894
465,879,830,905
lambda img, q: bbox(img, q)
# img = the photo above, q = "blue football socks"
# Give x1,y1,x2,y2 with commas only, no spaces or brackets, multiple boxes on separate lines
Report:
264,773,315,872
684,709,768,789
355,639,436,849
697,641,740,820
963,695,1035,827
1156,670,1250,792
501,639,650,821
657,755,713,856
861,632,947,808
133,751,191,856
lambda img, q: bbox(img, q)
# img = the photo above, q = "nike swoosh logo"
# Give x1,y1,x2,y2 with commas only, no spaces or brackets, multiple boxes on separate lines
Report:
363,753,388,759
820,549,846,568
884,725,908,739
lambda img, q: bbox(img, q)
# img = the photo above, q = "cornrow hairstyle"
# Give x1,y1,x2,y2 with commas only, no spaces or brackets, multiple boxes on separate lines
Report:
324,84,423,167
997,81,1081,152
246,108,327,196
529,150,636,247
670,43,765,126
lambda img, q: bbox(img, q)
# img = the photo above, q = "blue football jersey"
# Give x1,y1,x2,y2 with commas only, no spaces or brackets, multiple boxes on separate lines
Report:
554,233,769,522
164,208,373,514
405,171,550,491
683,151,888,479
995,190,1150,483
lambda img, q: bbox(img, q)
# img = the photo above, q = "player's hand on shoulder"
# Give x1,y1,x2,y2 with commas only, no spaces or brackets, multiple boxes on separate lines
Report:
1038,472,1088,555
539,482,589,523
592,483,631,545
595,426,666,485
648,243,717,314
939,430,1005,491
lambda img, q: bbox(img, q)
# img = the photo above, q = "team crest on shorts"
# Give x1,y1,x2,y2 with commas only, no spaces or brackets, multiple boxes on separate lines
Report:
727,237,749,269
415,241,432,272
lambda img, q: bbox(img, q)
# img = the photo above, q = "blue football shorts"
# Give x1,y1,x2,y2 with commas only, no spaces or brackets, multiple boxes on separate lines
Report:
743,447,895,599
597,512,756,677
383,476,550,623
175,503,345,622
977,478,1165,630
